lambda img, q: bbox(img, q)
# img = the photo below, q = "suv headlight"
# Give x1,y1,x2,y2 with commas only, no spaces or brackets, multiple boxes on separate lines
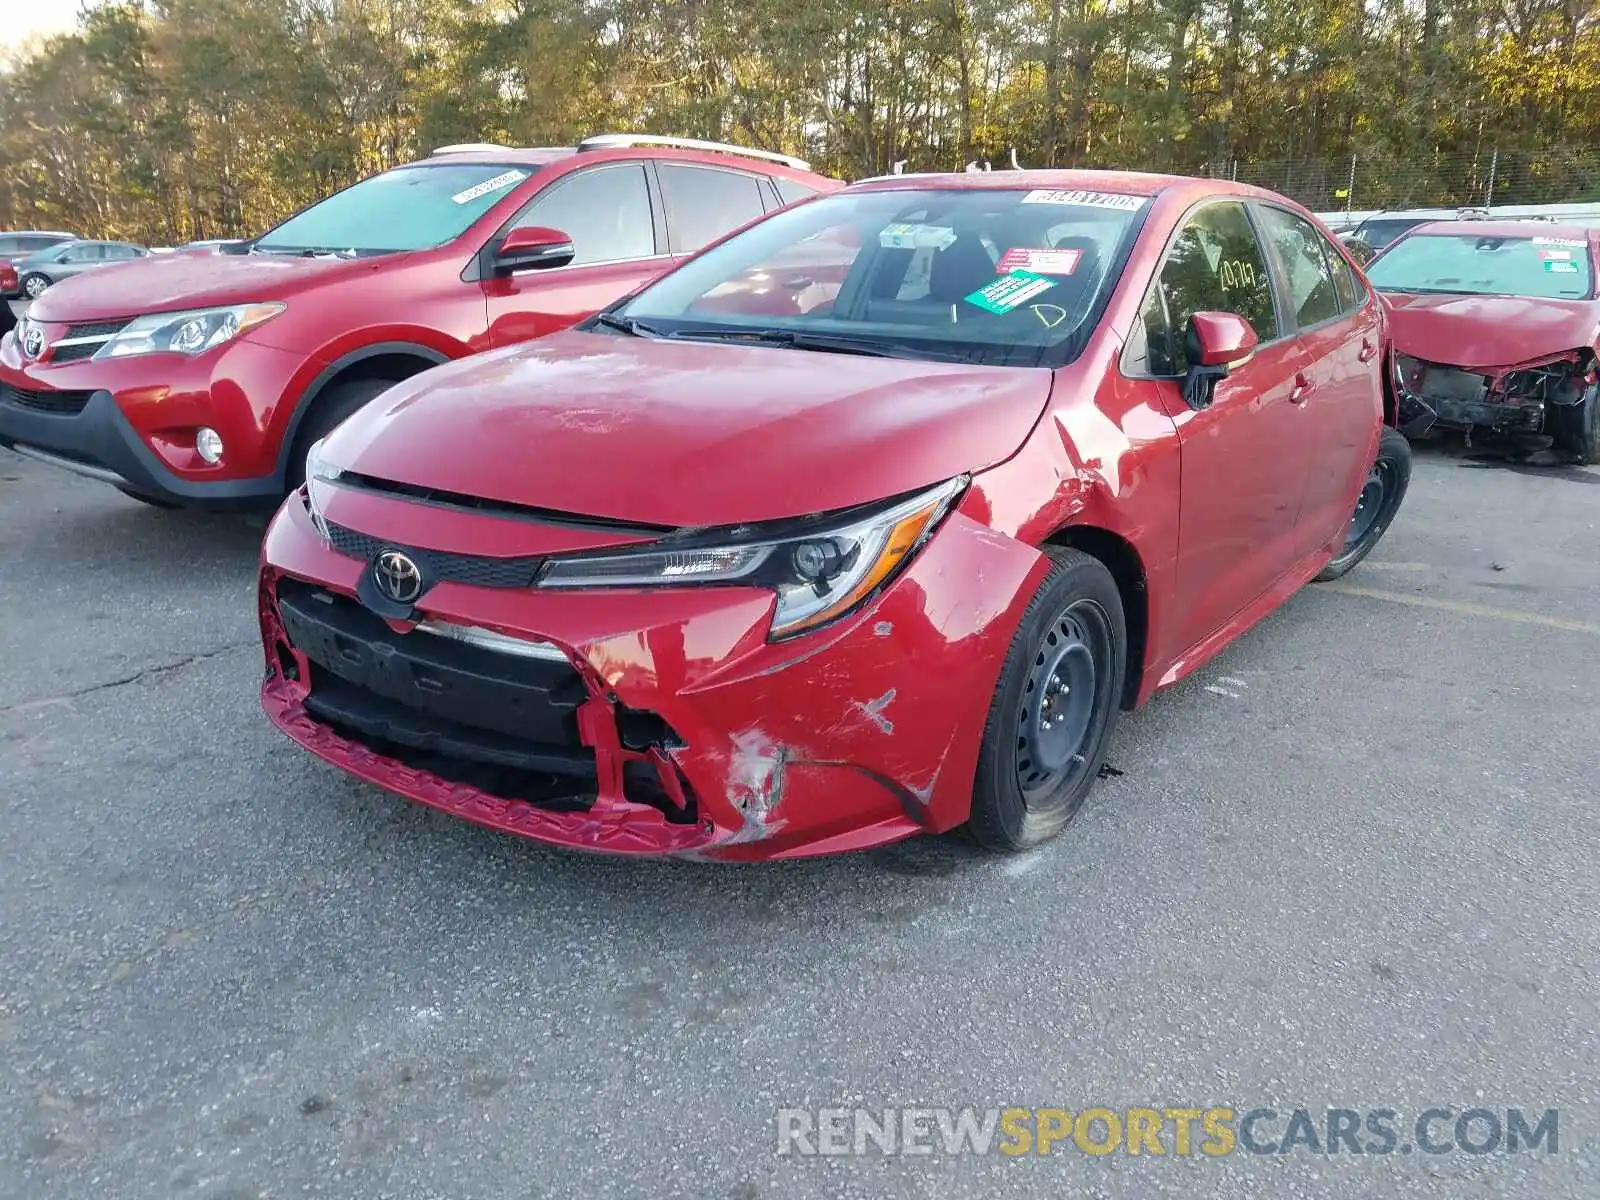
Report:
538,477,966,638
94,302,285,359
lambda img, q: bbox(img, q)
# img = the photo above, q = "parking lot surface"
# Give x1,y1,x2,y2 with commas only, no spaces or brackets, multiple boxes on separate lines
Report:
1,441,1596,1198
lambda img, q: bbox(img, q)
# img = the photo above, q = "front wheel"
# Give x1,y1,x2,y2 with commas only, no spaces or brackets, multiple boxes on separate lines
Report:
968,548,1126,852
1545,381,1600,465
1316,425,1412,581
284,377,402,494
21,273,51,299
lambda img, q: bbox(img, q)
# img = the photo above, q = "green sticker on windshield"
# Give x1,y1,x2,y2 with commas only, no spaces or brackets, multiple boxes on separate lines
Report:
965,270,1056,314
1545,260,1579,274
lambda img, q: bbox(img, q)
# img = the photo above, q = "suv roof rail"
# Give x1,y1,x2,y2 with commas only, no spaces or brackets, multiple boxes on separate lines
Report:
578,133,810,172
430,142,517,155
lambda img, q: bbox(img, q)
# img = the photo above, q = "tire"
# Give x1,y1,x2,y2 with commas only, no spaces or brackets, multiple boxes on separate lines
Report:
115,485,181,510
21,273,51,299
1316,425,1412,581
967,547,1126,852
1545,381,1600,465
284,377,400,493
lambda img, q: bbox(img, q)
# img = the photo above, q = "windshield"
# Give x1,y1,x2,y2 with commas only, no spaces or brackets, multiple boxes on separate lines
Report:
611,186,1150,366
254,163,537,254
1367,233,1594,300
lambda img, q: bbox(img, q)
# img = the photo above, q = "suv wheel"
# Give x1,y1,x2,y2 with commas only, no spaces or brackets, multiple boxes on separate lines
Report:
285,378,402,493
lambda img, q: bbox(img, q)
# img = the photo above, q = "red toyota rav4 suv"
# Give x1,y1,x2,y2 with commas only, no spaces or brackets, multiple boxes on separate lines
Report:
0,135,835,508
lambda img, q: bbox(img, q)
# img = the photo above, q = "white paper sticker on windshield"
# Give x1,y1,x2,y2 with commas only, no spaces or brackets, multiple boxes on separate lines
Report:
997,247,1081,275
1020,188,1145,211
1540,249,1572,261
451,170,528,205
1533,236,1584,247
878,223,958,251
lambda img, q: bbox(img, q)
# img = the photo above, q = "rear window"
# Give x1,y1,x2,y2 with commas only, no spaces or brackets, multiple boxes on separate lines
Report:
1367,234,1593,300
255,163,538,254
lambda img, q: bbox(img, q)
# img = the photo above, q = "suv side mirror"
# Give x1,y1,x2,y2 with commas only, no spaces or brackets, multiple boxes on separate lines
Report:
1181,311,1258,410
493,226,575,274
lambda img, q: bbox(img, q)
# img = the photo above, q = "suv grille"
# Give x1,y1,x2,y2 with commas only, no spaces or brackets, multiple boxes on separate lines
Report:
325,520,546,589
0,383,92,415
64,319,130,339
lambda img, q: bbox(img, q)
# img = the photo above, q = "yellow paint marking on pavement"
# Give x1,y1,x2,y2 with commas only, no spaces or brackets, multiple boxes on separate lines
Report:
1324,584,1600,637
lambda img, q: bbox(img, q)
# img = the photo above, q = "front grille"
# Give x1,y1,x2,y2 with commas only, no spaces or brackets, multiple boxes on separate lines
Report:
276,580,588,747
326,520,546,589
64,319,130,339
51,343,99,363
0,383,92,415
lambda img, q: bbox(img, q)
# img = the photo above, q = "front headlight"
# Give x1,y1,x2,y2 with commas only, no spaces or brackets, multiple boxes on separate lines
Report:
538,477,966,638
302,437,342,540
94,302,285,360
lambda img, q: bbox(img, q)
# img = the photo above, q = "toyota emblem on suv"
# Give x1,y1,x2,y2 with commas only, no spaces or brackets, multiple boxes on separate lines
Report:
373,550,423,604
20,322,44,360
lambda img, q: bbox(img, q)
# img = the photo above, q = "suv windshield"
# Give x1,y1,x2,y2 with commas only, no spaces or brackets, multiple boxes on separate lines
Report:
254,163,537,254
1367,233,1594,301
611,186,1149,366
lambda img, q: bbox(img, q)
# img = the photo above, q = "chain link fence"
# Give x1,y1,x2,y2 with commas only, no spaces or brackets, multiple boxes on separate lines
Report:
1200,148,1600,214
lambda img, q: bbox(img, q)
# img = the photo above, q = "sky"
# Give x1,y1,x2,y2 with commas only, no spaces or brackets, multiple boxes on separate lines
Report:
0,0,83,51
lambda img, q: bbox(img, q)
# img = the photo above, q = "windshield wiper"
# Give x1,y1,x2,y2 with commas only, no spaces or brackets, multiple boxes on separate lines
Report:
664,327,968,362
590,312,668,338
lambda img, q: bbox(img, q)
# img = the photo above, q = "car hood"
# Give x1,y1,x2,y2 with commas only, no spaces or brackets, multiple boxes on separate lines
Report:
326,330,1054,527
1383,291,1600,371
26,250,397,322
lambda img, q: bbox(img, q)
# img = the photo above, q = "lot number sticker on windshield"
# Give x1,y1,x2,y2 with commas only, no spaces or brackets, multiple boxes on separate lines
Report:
1020,189,1145,211
451,170,528,205
1533,236,1585,248
997,247,1081,275
879,223,958,250
965,270,1056,314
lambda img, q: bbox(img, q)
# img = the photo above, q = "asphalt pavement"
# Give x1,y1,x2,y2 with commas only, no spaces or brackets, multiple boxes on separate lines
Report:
1,438,1596,1198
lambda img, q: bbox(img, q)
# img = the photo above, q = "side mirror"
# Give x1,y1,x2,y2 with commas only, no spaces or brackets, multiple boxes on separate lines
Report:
493,225,575,274
1181,312,1258,410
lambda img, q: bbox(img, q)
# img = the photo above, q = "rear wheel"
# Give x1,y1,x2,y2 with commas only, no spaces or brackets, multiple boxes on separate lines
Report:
968,548,1126,852
1545,381,1600,465
284,377,401,494
21,273,51,299
1316,425,1412,581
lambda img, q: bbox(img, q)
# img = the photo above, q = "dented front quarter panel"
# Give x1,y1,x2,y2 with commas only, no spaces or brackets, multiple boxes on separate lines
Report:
259,490,1050,861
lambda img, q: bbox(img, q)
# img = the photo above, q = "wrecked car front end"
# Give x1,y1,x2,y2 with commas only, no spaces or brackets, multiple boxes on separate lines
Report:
1391,348,1596,439
258,479,1048,861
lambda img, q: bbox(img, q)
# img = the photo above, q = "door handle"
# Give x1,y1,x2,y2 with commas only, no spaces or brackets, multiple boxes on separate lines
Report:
1357,338,1378,363
1289,372,1313,404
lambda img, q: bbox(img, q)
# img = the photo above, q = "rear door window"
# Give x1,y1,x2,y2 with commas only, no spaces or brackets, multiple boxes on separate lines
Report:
658,165,769,253
513,164,657,266
773,178,820,207
1257,207,1343,328
1133,201,1279,375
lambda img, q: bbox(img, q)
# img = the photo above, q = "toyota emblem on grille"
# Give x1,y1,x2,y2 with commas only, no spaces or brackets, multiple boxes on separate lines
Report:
20,323,44,360
373,550,424,604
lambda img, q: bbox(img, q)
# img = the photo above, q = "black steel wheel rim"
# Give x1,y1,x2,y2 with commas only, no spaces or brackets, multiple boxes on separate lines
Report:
1346,460,1391,548
1014,600,1109,804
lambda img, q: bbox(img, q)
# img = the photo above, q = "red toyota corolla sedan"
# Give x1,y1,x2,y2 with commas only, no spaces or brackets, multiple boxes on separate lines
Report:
258,170,1411,860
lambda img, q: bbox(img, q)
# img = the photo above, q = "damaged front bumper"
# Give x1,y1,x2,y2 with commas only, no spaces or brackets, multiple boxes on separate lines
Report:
258,491,1047,861
1392,349,1592,438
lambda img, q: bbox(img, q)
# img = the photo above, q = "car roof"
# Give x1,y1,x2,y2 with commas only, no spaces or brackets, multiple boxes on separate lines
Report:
1,229,77,238
1408,219,1598,243
841,169,1299,205
418,144,830,180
